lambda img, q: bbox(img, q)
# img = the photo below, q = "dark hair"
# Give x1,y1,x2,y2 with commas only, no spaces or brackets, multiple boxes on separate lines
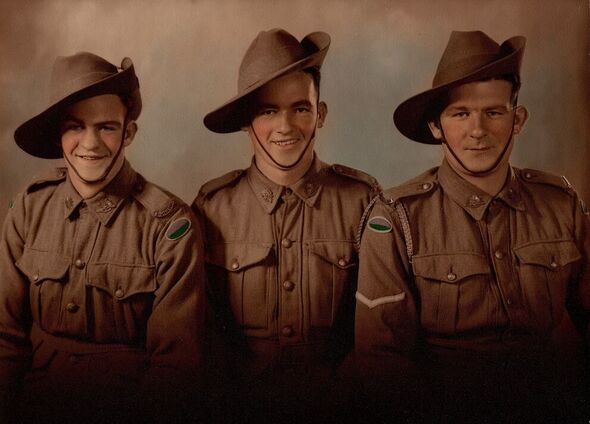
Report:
302,66,322,97
426,74,521,127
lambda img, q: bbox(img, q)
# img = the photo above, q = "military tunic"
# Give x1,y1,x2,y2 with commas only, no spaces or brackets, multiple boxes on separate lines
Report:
193,156,378,420
0,161,205,419
355,159,590,421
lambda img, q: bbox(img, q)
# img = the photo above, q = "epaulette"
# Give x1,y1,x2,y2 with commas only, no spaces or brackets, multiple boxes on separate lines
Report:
518,168,575,196
381,166,438,204
133,175,179,220
25,167,68,194
198,169,245,198
331,164,381,192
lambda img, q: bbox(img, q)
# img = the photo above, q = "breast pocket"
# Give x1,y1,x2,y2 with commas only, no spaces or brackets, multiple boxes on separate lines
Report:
514,240,581,329
16,248,70,330
412,253,491,335
86,263,156,341
307,240,357,328
207,242,274,329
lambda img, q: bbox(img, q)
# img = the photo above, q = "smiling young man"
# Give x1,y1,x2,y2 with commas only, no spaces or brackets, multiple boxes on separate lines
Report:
354,31,589,422
0,52,205,421
193,29,380,421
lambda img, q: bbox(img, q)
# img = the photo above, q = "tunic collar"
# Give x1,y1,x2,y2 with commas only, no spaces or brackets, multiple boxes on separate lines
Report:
438,159,525,221
61,160,137,225
247,154,325,214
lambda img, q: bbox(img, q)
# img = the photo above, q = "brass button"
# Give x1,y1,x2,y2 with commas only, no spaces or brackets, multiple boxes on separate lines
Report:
550,261,558,269
66,302,79,313
282,280,295,291
115,288,124,298
231,260,239,270
338,258,348,267
524,172,532,179
32,274,39,282
74,259,85,269
447,273,457,282
421,183,431,190
281,238,292,248
494,251,504,260
281,326,294,337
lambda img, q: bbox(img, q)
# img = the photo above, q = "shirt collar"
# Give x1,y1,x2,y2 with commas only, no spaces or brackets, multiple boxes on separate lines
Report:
62,160,137,225
438,160,525,221
246,155,326,214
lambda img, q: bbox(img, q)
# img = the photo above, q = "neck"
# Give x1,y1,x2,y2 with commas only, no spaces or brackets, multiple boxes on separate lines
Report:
450,160,511,196
255,152,314,186
69,174,111,199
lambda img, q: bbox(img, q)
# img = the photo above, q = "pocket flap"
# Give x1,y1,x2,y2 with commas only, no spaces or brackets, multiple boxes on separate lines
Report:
514,240,581,270
16,248,69,284
309,240,357,269
412,252,490,283
207,242,273,272
86,263,156,300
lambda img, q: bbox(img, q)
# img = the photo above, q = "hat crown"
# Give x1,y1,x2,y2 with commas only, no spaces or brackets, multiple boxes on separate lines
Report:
50,52,119,103
434,31,510,87
238,29,308,92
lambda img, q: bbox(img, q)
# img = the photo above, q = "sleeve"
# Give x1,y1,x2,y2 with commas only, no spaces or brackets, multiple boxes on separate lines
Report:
347,198,427,420
142,204,206,390
0,193,32,416
572,195,590,340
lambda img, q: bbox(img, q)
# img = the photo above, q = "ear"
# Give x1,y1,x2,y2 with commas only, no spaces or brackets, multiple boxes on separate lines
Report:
428,120,443,140
123,121,138,147
512,105,528,135
317,101,328,128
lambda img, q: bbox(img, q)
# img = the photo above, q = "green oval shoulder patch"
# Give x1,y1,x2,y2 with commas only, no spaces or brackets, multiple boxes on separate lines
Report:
368,216,392,233
166,217,191,241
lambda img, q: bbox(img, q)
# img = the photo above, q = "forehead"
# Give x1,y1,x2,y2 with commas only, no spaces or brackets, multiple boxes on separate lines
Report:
253,70,317,105
64,94,126,120
446,79,513,107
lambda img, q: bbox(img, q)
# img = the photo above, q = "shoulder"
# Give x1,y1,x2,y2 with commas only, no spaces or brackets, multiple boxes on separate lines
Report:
516,167,576,196
381,166,439,203
330,163,381,193
24,167,68,195
132,174,188,221
196,169,246,200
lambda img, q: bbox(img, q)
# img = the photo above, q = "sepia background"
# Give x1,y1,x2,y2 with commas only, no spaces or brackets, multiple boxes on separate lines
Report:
1,0,588,226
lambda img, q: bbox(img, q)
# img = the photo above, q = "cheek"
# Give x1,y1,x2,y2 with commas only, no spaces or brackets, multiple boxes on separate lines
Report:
60,135,76,155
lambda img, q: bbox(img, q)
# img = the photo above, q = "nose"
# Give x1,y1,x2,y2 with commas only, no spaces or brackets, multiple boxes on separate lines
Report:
469,113,487,139
79,128,102,150
276,110,294,133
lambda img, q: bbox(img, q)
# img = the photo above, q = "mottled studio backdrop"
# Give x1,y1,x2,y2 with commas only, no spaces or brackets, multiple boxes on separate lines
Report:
1,0,589,226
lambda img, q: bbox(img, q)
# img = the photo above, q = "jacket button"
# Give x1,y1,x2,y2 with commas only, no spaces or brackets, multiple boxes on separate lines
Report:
32,274,39,282
115,288,124,298
447,273,457,281
66,302,79,313
421,183,431,191
231,260,239,270
281,326,294,337
550,261,558,269
338,258,348,267
494,251,504,260
74,259,85,269
282,280,295,291
281,238,292,248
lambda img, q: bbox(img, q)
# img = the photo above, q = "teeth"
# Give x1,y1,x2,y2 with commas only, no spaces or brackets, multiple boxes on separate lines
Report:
273,139,297,146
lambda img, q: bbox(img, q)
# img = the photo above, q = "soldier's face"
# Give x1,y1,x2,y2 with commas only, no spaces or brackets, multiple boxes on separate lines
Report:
247,71,326,171
61,94,135,186
429,80,527,175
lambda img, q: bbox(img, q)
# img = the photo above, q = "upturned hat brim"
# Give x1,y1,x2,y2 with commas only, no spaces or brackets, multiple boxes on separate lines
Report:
204,31,330,134
394,35,526,144
14,57,141,159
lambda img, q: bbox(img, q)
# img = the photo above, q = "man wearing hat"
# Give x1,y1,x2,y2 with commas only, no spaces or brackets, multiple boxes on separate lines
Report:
193,28,380,421
0,52,205,421
355,31,589,421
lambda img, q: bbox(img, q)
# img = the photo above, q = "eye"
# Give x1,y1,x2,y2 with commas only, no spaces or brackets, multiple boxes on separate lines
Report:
63,122,83,132
486,110,505,118
452,111,469,118
258,108,277,116
295,106,311,113
100,125,118,132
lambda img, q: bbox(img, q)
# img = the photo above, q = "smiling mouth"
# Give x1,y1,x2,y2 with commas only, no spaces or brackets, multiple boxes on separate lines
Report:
272,139,299,147
76,154,107,161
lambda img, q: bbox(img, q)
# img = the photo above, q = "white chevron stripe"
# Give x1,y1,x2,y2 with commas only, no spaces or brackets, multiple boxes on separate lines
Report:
355,291,406,309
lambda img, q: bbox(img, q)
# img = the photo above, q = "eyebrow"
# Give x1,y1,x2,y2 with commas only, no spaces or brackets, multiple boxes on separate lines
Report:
257,99,313,109
62,116,122,127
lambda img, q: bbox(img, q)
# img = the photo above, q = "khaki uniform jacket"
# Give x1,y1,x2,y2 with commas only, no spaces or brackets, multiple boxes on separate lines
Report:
354,160,590,418
193,156,379,376
0,161,205,398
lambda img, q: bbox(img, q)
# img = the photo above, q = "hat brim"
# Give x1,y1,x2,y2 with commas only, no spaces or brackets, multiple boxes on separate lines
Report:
14,58,141,159
393,36,526,144
203,32,331,134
